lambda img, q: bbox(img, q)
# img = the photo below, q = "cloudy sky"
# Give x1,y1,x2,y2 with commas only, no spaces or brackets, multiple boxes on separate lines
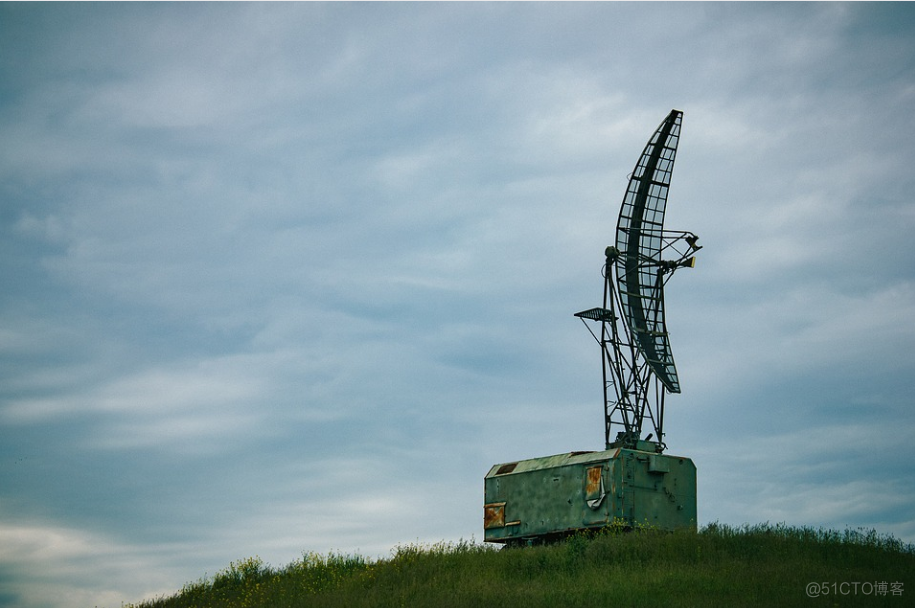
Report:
2,3,914,607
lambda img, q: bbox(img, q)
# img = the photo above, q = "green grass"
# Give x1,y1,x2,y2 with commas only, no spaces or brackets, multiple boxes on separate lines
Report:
126,523,914,608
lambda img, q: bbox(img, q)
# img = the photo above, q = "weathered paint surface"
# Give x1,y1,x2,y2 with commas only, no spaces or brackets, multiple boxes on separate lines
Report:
483,448,696,544
585,465,603,498
483,502,505,529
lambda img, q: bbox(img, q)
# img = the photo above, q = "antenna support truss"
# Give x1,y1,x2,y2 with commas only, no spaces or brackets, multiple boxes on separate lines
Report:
575,231,699,452
574,109,701,453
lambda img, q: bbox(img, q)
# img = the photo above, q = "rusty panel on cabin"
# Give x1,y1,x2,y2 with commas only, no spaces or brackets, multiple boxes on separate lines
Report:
585,465,602,499
483,502,505,529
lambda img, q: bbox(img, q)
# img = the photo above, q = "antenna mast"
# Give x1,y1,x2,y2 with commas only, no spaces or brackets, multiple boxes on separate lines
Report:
575,110,701,453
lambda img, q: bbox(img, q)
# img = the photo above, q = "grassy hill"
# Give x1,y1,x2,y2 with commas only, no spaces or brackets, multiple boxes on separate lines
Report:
126,523,913,608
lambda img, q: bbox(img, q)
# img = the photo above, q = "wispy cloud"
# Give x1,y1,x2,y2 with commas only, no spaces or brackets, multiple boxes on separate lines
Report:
0,517,190,608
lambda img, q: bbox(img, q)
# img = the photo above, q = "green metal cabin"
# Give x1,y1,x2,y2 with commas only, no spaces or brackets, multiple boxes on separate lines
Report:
484,446,696,545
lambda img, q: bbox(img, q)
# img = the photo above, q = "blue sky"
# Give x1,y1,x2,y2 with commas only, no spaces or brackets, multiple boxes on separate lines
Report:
2,3,914,607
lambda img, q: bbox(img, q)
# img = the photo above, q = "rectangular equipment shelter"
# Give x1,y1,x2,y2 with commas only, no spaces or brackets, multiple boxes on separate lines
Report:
484,446,696,545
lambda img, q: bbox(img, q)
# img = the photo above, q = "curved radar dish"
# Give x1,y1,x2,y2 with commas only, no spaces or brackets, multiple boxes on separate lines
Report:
575,108,699,450
615,109,684,393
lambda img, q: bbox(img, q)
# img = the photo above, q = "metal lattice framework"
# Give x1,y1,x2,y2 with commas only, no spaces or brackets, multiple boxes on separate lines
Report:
575,110,701,452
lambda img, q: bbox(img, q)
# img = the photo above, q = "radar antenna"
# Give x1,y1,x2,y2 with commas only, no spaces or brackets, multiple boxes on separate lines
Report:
575,109,701,453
